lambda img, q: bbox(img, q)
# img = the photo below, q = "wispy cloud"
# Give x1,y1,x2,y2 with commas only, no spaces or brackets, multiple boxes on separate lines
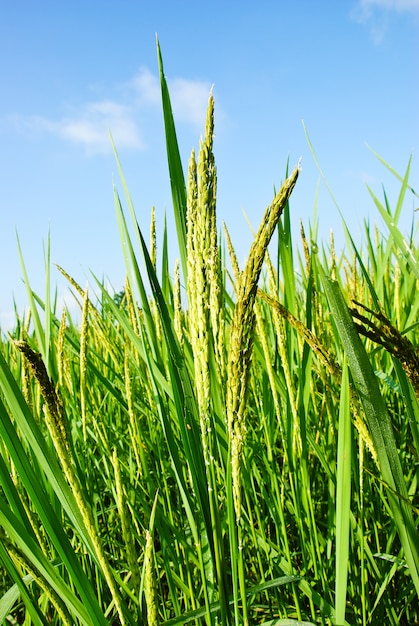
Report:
129,66,213,127
8,68,214,155
351,0,419,42
27,101,144,155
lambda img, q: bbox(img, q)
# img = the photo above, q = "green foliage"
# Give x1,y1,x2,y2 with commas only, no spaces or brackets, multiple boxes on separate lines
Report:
0,40,418,625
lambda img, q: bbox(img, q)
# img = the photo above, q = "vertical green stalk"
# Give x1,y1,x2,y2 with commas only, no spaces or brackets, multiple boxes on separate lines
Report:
322,273,419,596
124,343,148,480
3,538,73,625
144,530,160,626
226,163,300,520
14,342,130,625
80,287,89,442
186,93,220,465
173,258,183,348
335,357,352,625
226,164,300,624
150,205,157,270
186,94,230,625
157,37,188,283
112,448,141,595
57,308,67,389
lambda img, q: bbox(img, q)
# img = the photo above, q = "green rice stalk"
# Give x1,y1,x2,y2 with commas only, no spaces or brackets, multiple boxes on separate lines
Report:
56,265,114,363
226,162,300,520
225,165,299,626
186,148,198,309
0,353,110,624
150,205,157,270
16,234,47,370
157,37,188,283
186,92,223,450
55,264,86,302
335,357,352,625
329,230,337,280
124,275,141,338
20,337,33,411
112,187,220,620
150,295,163,348
112,448,141,595
80,286,89,442
256,284,378,464
149,207,163,347
4,539,73,626
202,93,225,381
186,146,212,461
257,288,340,380
350,299,419,399
144,529,160,626
173,258,183,348
56,307,67,389
0,501,103,625
185,97,231,623
0,532,47,626
322,273,419,596
366,156,419,280
394,261,401,329
254,301,283,457
358,437,367,626
124,343,148,480
14,341,71,458
13,342,130,625
223,222,241,287
7,458,49,559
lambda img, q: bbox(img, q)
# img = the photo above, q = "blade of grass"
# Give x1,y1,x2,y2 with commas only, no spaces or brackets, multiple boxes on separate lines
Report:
156,36,188,282
365,159,419,280
0,541,48,626
0,356,109,624
112,168,229,623
335,356,352,625
16,233,46,361
0,504,101,625
321,271,419,596
365,145,418,198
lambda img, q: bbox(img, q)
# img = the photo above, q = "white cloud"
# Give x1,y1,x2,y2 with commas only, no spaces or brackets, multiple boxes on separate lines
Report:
170,78,212,128
129,67,161,105
130,66,212,128
7,67,214,155
61,102,143,154
352,0,419,41
22,100,144,155
355,0,419,14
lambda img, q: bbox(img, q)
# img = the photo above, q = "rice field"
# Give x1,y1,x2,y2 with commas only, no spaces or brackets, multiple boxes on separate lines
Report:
0,42,418,625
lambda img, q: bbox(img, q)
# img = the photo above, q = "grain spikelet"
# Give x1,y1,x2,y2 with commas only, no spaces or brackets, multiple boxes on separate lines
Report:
144,529,160,626
14,341,129,625
186,94,224,461
80,286,89,442
113,448,141,594
226,163,300,518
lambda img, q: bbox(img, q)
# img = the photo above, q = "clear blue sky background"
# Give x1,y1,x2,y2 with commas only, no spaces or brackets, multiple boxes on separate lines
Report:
1,1,418,331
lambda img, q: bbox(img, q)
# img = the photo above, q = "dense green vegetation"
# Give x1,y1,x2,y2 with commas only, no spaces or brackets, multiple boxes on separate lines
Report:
1,42,418,625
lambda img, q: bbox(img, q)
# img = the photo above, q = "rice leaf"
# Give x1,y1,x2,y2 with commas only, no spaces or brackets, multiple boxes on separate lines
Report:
334,357,352,624
156,36,188,282
321,272,419,595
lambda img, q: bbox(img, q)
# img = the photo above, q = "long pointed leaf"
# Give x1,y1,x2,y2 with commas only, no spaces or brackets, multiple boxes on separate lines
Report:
321,272,419,595
156,36,188,283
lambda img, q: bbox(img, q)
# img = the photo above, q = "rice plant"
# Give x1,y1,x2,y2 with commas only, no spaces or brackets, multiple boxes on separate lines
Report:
0,39,418,625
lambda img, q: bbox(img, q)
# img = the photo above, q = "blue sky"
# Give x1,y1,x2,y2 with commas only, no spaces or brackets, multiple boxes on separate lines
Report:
1,1,418,331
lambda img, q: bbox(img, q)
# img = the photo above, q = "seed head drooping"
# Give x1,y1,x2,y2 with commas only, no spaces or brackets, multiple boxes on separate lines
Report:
226,163,300,519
